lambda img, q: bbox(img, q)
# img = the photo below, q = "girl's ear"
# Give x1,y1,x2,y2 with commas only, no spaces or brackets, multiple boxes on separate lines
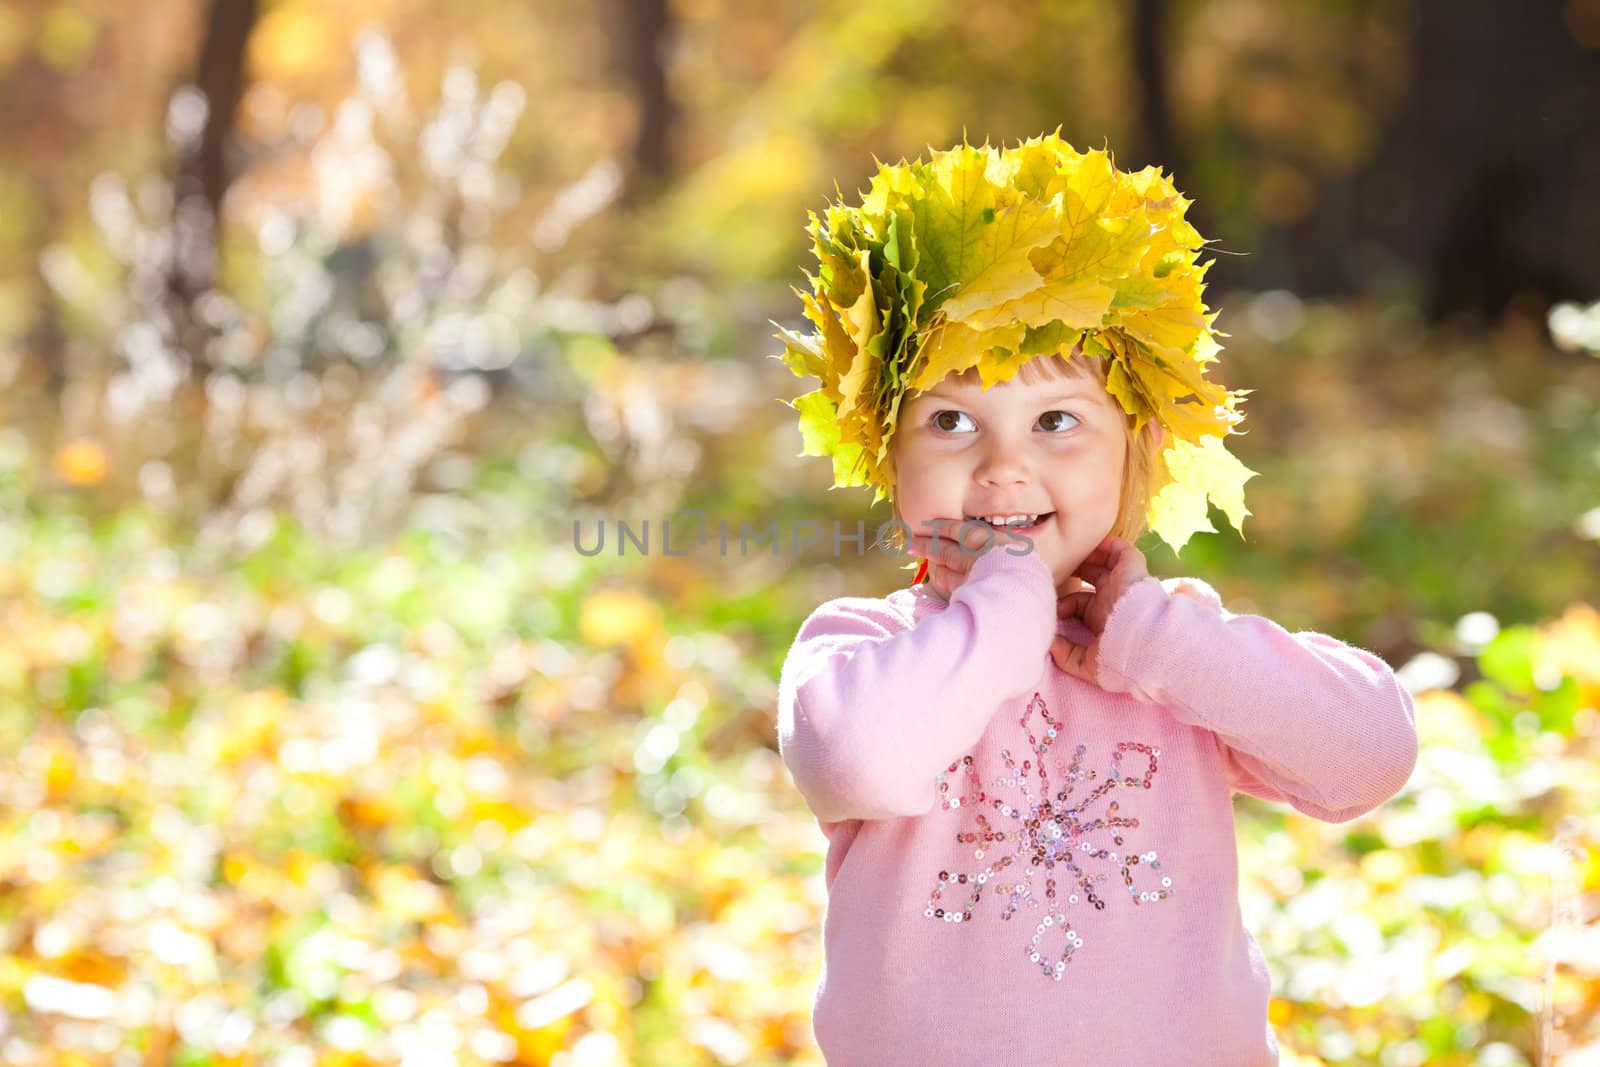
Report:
1146,421,1166,451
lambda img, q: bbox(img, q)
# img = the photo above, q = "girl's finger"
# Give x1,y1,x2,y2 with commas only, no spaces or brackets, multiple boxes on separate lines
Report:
1104,537,1142,577
1074,558,1111,587
908,528,975,558
1106,550,1147,587
946,524,1002,570
937,537,976,573
962,518,1002,542
1050,636,1087,679
909,522,1005,579
1056,589,1094,618
948,521,998,561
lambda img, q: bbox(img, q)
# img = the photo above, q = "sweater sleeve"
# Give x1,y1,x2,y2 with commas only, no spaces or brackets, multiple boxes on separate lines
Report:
776,546,1058,823
1095,575,1419,823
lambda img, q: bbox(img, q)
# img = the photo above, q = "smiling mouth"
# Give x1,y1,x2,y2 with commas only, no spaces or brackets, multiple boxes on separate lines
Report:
963,512,1055,534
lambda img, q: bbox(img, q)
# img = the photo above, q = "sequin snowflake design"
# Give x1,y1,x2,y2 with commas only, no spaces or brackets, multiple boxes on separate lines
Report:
924,691,1175,982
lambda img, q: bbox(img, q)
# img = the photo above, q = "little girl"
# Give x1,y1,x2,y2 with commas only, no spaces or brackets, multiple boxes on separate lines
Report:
771,134,1419,1065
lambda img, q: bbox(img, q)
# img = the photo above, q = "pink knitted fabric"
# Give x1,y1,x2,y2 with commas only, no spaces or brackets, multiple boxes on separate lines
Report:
776,546,1418,1065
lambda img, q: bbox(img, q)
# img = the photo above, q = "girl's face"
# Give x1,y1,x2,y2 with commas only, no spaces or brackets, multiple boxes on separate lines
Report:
892,368,1133,595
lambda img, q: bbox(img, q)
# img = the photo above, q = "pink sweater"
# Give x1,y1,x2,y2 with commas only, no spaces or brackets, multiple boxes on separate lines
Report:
776,546,1418,1066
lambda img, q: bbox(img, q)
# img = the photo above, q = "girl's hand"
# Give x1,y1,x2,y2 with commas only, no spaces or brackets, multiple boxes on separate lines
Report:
1049,535,1150,687
906,520,1012,601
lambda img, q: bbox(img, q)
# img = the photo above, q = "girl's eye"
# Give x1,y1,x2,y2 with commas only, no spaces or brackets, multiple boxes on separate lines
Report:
930,410,1081,433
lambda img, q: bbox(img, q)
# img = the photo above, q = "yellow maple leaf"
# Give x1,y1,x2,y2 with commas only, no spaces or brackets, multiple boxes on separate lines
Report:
837,249,883,417
959,274,1116,333
908,316,1025,392
795,289,852,403
1147,435,1258,553
934,189,1062,324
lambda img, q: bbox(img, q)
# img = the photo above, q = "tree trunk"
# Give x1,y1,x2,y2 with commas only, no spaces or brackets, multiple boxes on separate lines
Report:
168,0,258,374
614,0,676,203
1287,0,1600,323
1130,0,1181,180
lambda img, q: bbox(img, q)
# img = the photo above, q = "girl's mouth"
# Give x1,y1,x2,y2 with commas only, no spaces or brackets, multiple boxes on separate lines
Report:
964,512,1055,536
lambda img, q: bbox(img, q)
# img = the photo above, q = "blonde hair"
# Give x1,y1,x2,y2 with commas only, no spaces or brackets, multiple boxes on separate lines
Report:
888,347,1162,546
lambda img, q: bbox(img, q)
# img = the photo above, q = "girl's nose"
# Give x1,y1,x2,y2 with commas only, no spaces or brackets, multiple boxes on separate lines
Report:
974,444,1032,487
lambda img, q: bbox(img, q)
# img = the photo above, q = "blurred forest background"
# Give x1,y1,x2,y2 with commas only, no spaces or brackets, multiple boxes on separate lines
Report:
1,0,1599,1064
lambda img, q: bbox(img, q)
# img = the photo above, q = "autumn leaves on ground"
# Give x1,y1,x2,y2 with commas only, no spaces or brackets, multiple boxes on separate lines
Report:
4,300,1600,1065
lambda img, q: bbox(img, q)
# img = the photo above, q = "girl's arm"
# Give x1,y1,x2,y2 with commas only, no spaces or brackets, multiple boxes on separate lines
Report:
777,547,1057,823
1096,576,1419,823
